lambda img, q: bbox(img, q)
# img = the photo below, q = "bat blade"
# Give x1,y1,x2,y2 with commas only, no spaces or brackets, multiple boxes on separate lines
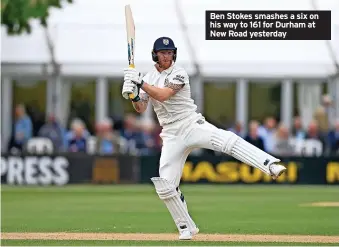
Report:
125,4,135,67
125,5,136,99
125,5,135,99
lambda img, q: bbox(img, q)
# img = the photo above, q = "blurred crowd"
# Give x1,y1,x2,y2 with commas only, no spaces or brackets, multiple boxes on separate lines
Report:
225,94,339,157
225,116,339,157
7,104,162,156
6,94,339,157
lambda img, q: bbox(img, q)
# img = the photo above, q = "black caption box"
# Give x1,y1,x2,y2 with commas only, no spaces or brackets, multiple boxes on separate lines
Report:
205,10,331,40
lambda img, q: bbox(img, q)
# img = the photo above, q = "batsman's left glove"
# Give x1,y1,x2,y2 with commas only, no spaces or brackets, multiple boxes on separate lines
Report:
122,79,140,101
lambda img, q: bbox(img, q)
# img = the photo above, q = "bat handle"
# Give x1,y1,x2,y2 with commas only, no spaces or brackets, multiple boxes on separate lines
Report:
129,93,135,99
128,64,135,99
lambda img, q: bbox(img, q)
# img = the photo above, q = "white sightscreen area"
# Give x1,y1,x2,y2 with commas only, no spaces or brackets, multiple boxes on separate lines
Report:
1,0,339,78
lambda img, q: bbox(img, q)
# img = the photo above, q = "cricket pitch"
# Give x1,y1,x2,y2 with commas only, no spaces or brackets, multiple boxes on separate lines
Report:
2,232,339,243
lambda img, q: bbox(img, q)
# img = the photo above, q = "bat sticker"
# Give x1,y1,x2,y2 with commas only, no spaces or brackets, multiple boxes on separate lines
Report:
131,38,134,57
127,43,131,64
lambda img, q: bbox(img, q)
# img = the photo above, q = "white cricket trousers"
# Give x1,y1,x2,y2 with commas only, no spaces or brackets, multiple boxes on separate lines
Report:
158,113,280,188
158,113,224,187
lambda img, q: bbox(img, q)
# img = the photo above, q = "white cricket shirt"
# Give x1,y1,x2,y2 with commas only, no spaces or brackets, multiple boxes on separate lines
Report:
141,63,198,126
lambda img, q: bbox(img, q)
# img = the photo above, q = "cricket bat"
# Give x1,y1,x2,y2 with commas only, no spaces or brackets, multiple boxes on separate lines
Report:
125,4,136,99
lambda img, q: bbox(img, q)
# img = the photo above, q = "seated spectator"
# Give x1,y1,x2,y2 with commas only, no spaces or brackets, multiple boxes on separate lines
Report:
10,104,33,152
328,119,339,154
66,119,89,152
38,114,66,152
95,118,121,154
305,120,326,147
258,116,277,153
291,116,306,140
120,113,144,154
139,119,158,155
245,120,266,151
272,124,294,157
228,121,244,138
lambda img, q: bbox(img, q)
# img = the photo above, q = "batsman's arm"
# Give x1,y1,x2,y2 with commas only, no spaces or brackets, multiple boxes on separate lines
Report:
141,81,183,102
132,93,149,113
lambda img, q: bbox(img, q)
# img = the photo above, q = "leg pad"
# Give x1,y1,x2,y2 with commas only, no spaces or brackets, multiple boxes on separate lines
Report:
151,177,197,233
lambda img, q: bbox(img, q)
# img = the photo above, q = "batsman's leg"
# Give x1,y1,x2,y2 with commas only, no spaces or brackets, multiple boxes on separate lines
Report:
151,136,198,240
187,120,286,179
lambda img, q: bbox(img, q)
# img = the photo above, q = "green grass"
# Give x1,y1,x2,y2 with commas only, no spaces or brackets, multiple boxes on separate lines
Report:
1,184,339,246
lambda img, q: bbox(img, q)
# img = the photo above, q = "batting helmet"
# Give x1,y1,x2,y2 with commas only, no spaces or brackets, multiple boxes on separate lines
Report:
151,37,177,62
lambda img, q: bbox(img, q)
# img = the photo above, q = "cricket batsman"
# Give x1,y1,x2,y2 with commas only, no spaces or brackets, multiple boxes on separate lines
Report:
122,37,286,240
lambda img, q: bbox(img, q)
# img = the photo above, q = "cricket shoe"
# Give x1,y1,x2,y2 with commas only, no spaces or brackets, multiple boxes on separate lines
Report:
179,227,199,240
179,229,192,240
269,164,287,180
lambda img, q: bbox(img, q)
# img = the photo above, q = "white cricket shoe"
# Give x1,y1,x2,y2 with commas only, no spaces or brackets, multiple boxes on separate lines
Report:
179,227,199,240
179,229,193,240
269,164,287,180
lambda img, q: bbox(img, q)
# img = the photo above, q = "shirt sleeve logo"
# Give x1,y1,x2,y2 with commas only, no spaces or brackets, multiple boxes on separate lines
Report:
173,74,185,83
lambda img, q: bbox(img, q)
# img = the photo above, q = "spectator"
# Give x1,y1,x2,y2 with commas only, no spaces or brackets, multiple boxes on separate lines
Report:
272,124,294,157
291,116,306,140
95,118,121,154
305,120,326,148
258,116,277,153
327,119,339,154
313,94,335,134
66,119,89,152
38,114,66,152
228,121,244,138
120,113,144,154
26,103,45,136
11,104,33,152
70,93,93,133
139,119,158,155
245,120,265,151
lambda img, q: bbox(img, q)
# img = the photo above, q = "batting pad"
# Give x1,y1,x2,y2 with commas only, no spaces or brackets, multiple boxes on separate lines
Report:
231,138,281,175
151,177,196,232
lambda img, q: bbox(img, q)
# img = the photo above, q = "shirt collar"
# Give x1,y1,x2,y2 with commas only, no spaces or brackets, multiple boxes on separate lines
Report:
154,62,175,74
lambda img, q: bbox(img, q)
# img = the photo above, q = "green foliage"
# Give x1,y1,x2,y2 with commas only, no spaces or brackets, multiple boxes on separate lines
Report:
1,0,73,35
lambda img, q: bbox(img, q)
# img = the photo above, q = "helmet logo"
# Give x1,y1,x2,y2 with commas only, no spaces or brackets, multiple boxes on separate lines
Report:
163,39,169,45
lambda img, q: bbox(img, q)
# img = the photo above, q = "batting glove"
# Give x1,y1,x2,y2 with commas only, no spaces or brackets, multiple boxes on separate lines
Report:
124,68,144,87
122,79,139,101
